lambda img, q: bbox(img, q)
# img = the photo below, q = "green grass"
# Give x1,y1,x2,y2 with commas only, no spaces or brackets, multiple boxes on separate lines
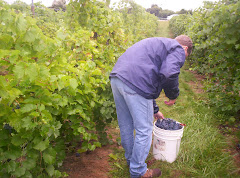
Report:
156,20,171,38
151,67,237,177
108,22,239,177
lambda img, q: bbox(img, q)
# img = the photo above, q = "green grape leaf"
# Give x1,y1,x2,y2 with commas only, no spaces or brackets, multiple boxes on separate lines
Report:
23,171,33,178
13,166,26,177
6,147,22,160
70,78,78,90
77,127,85,134
11,135,26,146
58,96,68,107
38,104,45,112
33,39,45,52
57,80,65,91
25,63,38,82
39,65,50,79
92,68,102,75
22,116,38,130
88,144,96,151
43,148,56,164
7,161,17,173
22,158,36,170
41,110,52,120
23,27,38,43
33,139,49,152
20,104,37,113
8,88,22,105
0,34,14,49
46,164,55,177
8,50,20,64
16,15,27,33
13,62,26,79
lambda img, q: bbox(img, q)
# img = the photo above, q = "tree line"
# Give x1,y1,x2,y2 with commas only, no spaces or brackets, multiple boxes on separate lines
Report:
146,4,192,19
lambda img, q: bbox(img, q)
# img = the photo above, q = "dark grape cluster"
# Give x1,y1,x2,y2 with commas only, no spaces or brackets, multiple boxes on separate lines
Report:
4,124,13,134
155,118,182,130
75,153,80,157
16,104,20,109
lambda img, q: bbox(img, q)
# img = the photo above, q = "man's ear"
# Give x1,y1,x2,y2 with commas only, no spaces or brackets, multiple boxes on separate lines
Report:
182,45,189,56
183,46,188,51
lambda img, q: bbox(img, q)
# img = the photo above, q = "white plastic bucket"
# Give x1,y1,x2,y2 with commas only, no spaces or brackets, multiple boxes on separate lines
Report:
152,121,184,163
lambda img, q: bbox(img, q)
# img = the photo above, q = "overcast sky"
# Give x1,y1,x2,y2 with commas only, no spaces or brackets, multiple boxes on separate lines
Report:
4,0,219,11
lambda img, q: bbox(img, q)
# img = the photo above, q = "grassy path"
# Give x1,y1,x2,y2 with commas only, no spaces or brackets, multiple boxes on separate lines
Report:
109,21,239,177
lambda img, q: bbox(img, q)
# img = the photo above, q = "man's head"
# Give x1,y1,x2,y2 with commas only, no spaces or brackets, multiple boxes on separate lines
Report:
175,35,193,57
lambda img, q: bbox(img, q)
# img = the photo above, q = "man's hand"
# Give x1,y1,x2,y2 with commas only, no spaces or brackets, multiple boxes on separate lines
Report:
164,99,176,106
154,111,164,120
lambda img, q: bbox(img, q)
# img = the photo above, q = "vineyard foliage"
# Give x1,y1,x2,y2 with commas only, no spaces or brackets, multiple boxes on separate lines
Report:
0,0,159,177
169,0,240,119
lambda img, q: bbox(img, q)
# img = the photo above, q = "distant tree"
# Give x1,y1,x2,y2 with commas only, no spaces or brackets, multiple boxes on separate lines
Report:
176,9,192,15
159,9,174,18
178,9,187,14
52,0,66,11
146,4,174,18
146,4,162,17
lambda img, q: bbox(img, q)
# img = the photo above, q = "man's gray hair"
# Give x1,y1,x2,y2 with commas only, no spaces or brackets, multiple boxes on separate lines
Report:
175,35,193,55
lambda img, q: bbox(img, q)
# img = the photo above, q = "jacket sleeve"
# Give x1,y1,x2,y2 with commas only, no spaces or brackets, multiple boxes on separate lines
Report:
159,47,185,100
153,100,159,114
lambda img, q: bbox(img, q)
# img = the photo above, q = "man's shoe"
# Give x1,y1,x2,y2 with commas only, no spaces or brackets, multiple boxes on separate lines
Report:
141,168,161,178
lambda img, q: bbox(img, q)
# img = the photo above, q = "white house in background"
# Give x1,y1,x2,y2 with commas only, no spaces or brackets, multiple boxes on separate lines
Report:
167,14,179,20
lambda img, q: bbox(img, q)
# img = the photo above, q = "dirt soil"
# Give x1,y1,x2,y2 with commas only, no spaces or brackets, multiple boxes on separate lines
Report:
62,127,121,178
62,145,114,178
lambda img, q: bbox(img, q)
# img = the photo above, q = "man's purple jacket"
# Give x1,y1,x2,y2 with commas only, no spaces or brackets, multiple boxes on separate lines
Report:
110,37,186,113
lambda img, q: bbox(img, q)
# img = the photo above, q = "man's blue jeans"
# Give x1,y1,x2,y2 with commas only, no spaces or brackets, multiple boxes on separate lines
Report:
110,77,154,178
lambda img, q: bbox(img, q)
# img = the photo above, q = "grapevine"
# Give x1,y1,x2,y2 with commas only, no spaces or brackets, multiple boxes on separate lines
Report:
169,0,240,119
0,0,159,176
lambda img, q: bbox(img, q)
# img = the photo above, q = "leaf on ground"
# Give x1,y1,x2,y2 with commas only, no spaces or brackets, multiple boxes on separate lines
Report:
109,153,118,160
114,162,123,170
